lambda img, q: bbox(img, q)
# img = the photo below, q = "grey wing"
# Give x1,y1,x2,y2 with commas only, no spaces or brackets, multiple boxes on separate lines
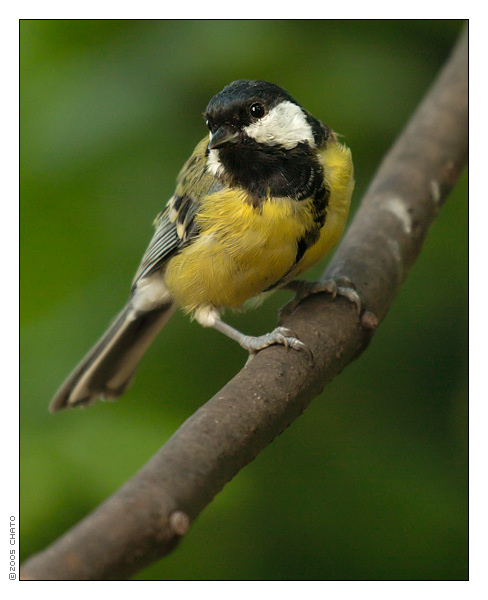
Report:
131,207,179,288
131,196,201,290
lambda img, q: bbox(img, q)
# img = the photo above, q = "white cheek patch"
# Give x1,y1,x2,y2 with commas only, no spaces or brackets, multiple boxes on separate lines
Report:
243,101,315,149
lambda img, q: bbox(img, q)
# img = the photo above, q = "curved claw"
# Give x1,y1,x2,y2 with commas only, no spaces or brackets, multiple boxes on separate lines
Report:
275,332,289,350
288,338,313,362
336,286,362,314
272,327,313,361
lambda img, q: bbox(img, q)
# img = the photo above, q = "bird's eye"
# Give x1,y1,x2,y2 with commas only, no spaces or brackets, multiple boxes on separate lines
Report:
205,118,214,131
249,103,265,119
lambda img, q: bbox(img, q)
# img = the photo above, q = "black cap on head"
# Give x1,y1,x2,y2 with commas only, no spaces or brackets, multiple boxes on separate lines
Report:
205,80,298,131
209,80,295,108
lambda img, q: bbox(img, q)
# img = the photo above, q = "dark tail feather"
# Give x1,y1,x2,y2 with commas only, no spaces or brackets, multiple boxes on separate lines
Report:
49,301,175,412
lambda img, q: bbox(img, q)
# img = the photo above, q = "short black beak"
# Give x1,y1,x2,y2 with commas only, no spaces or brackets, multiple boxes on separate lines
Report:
208,125,239,150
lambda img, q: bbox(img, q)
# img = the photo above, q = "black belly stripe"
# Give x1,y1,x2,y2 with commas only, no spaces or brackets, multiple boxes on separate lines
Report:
293,183,330,265
262,183,331,293
295,231,316,265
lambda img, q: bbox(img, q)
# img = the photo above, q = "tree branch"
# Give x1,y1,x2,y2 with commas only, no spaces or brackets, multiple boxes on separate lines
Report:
21,26,468,581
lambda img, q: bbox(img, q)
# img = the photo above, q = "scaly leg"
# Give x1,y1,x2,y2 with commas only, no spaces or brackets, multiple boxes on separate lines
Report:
195,307,312,359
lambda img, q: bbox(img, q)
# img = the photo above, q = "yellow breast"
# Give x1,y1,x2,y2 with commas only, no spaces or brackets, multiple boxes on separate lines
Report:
164,139,353,313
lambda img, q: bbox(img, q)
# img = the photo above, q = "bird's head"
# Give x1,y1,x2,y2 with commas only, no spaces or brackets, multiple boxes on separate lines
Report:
204,80,326,154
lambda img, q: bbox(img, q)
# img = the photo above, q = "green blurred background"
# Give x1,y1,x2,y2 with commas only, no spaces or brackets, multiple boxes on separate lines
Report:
20,20,468,580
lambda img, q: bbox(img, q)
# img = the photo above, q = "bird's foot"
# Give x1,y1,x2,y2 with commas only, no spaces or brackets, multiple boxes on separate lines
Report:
279,277,362,321
240,326,311,359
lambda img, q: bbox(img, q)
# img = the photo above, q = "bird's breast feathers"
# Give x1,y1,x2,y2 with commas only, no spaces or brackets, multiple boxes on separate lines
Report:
164,139,353,312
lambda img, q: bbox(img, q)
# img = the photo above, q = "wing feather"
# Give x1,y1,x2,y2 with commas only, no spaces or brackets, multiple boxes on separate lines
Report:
131,209,181,287
131,135,219,289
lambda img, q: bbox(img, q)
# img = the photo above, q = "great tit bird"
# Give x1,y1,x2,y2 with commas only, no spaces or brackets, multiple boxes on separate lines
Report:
50,80,354,412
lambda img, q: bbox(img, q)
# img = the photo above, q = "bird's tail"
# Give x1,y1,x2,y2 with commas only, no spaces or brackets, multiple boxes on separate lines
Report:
49,301,176,412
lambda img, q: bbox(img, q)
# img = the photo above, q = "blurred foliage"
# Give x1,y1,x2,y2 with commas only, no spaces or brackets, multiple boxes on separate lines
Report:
20,20,467,580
